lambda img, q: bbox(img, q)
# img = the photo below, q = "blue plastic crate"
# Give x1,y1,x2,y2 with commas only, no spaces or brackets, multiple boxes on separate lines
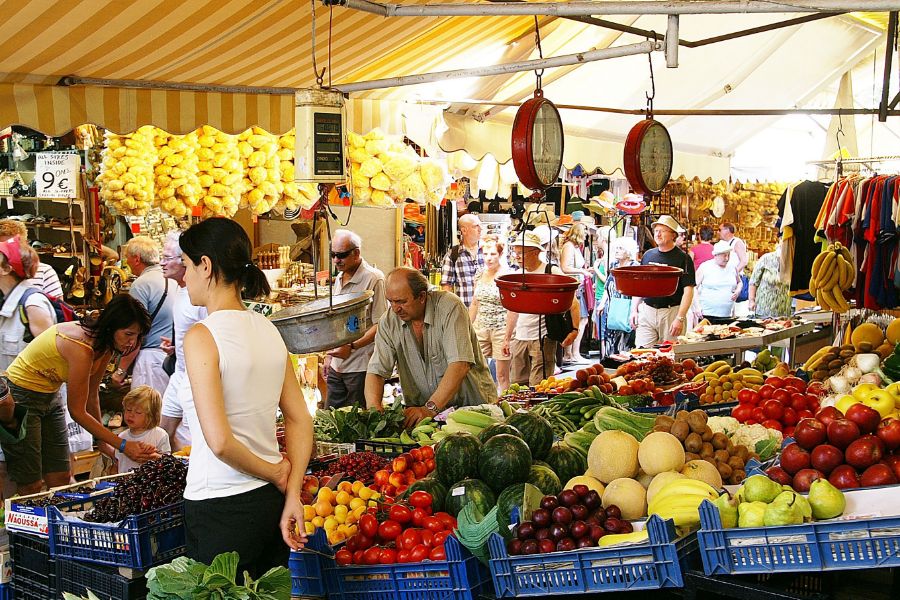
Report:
47,502,185,570
322,535,491,600
633,400,689,415
697,496,900,575
9,532,55,593
488,515,696,597
289,528,330,597
56,558,147,600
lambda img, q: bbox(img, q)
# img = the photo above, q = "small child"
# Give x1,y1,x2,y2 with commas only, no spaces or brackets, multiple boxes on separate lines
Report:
115,385,171,473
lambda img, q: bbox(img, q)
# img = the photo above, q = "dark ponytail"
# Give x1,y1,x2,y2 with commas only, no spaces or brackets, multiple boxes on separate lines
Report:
179,218,271,300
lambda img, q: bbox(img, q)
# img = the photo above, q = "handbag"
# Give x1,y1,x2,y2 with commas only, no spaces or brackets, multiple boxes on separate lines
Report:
542,263,576,343
736,274,750,303
607,296,633,331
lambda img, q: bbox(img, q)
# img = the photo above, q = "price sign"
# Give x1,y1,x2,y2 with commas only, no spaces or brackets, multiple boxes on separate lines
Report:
36,152,79,198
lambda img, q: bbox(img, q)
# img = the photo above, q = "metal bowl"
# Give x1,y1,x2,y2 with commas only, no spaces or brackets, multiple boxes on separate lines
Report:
270,291,373,353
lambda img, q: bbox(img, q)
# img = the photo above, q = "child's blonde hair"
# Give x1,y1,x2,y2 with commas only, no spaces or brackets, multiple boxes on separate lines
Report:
122,385,162,429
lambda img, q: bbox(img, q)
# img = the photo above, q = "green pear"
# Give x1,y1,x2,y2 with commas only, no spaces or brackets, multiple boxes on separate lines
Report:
808,479,846,520
764,495,804,526
741,475,783,504
713,493,738,528
772,490,812,521
738,501,767,528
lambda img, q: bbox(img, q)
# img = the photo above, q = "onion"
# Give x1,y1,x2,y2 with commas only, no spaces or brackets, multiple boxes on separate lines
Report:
842,367,862,383
828,375,851,394
859,372,882,386
820,395,839,408
855,353,881,374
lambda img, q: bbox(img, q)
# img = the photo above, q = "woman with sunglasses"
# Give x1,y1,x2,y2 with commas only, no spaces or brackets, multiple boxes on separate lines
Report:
0,291,158,495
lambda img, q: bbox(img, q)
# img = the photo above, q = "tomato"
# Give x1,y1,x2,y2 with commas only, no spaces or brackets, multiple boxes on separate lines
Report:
412,462,428,478
420,529,434,548
353,550,366,564
784,377,806,393
389,505,413,525
359,514,378,538
363,547,382,565
397,549,412,563
398,528,422,550
429,545,447,561
751,407,766,423
335,548,353,566
767,376,784,389
762,400,784,420
410,448,424,462
345,534,359,553
379,548,398,564
737,389,758,404
762,419,783,432
423,516,444,533
772,389,791,404
409,491,433,509
425,458,436,473
790,393,808,412
782,407,798,426
354,533,374,550
378,520,402,542
758,384,775,399
412,507,430,527
374,470,391,487
435,512,457,531
409,543,429,563
732,404,753,423
420,445,435,459
433,531,450,546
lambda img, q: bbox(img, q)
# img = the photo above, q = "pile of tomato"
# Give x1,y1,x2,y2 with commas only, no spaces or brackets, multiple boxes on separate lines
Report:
730,376,824,436
333,491,458,565
372,446,436,497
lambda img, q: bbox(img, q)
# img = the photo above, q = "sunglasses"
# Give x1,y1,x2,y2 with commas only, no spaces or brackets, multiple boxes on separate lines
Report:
331,247,358,260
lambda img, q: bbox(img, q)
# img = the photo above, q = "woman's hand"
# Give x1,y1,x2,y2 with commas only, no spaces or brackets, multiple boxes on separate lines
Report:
280,497,309,551
123,441,161,463
272,458,291,494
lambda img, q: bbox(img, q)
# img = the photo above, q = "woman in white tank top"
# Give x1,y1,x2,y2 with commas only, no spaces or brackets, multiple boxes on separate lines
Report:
180,218,313,577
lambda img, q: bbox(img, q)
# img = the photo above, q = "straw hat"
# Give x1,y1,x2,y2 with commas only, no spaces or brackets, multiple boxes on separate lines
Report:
511,231,545,250
583,190,617,214
712,240,732,255
523,203,556,226
651,215,685,234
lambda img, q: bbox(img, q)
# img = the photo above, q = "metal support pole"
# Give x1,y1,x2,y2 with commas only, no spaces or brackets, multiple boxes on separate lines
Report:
666,15,679,68
330,0,900,18
333,40,659,93
880,11,898,122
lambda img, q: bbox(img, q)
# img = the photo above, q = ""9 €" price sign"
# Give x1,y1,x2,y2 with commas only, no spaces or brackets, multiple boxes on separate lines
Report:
36,152,79,199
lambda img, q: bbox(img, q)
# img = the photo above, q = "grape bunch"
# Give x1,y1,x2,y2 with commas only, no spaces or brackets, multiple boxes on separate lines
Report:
85,455,187,523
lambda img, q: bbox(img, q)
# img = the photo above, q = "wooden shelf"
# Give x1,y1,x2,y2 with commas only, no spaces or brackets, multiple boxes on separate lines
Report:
13,196,84,205
25,222,84,233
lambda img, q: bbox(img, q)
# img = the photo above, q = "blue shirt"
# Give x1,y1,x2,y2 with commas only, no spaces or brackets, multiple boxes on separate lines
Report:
128,265,176,349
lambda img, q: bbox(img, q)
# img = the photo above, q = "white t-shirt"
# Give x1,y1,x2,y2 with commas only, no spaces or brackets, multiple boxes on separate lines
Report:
161,286,206,444
183,310,286,501
116,427,171,473
513,263,569,341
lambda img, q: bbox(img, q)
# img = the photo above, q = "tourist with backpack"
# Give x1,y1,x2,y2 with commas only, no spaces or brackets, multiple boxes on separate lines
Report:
440,214,484,307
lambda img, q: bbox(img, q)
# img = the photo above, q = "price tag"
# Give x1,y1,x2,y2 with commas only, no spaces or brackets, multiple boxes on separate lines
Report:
36,152,79,199
451,486,466,497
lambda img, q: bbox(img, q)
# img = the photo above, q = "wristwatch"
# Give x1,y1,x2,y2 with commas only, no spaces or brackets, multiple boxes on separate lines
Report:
424,400,439,413
348,341,356,351
675,316,685,322
114,368,126,377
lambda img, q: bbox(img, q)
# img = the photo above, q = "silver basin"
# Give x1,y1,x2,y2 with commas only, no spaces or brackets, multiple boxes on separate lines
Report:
270,291,373,354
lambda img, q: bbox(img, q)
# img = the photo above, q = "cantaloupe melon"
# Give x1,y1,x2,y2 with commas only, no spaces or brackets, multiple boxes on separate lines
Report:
851,323,884,351
638,432,686,476
636,470,654,489
601,478,647,520
647,471,686,503
564,475,605,496
887,319,900,346
681,460,723,489
588,430,639,484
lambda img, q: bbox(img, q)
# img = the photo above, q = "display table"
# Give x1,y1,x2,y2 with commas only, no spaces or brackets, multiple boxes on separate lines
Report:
673,322,815,366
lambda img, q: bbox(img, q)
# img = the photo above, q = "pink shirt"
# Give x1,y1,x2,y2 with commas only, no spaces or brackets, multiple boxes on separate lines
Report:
692,242,714,271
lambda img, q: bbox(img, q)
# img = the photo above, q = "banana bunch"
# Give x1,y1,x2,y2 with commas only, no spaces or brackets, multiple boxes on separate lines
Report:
97,126,156,216
809,242,854,313
598,529,649,547
196,125,242,218
237,127,282,216
648,478,720,528
152,129,202,218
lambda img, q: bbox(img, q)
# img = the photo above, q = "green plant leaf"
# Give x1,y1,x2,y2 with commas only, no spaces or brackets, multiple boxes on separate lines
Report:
204,552,239,585
254,566,291,598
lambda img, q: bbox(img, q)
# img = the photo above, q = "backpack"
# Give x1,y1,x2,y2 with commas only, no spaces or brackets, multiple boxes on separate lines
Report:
542,263,576,343
18,287,78,342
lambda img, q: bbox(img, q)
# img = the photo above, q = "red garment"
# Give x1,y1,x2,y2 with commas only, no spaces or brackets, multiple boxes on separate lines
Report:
691,242,714,271
863,177,886,309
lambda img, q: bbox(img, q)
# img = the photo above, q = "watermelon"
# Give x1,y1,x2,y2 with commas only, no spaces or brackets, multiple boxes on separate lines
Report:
506,412,554,460
532,460,551,469
405,477,448,512
527,464,561,496
435,432,482,486
545,443,588,484
496,482,543,540
444,478,496,518
478,423,522,444
477,434,532,494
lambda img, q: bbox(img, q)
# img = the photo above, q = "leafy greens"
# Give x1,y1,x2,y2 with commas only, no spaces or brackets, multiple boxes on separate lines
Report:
147,552,291,600
313,401,406,443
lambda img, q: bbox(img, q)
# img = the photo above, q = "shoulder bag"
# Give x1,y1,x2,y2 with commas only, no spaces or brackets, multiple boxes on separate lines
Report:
542,263,576,343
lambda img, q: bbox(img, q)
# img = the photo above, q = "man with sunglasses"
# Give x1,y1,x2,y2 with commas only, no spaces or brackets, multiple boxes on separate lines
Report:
325,230,386,408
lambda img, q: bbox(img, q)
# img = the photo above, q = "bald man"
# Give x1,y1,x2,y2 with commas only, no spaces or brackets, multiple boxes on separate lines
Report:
440,214,484,307
366,267,497,427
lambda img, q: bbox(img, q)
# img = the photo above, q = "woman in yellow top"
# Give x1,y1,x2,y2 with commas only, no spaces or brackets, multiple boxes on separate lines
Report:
0,294,159,494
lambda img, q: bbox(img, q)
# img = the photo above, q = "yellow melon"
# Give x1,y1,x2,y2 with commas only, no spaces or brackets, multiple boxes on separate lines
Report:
887,319,900,346
851,323,884,351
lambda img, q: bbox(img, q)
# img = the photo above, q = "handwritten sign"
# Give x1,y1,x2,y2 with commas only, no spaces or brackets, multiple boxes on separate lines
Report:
36,152,79,198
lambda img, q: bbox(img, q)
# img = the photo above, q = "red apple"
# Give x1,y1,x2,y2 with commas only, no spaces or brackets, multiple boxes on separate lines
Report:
792,468,825,492
780,442,811,475
883,454,900,481
790,394,808,413
784,425,796,438
773,389,792,404
859,463,898,487
816,406,844,428
765,466,793,486
861,433,886,454
810,444,844,475
845,436,883,470
782,407,798,427
876,418,900,451
767,376,784,389
797,409,815,421
845,403,881,435
794,418,828,450
828,464,861,489
827,419,861,449
806,381,826,396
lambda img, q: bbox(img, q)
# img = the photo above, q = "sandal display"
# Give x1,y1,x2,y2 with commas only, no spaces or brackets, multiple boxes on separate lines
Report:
70,266,86,299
